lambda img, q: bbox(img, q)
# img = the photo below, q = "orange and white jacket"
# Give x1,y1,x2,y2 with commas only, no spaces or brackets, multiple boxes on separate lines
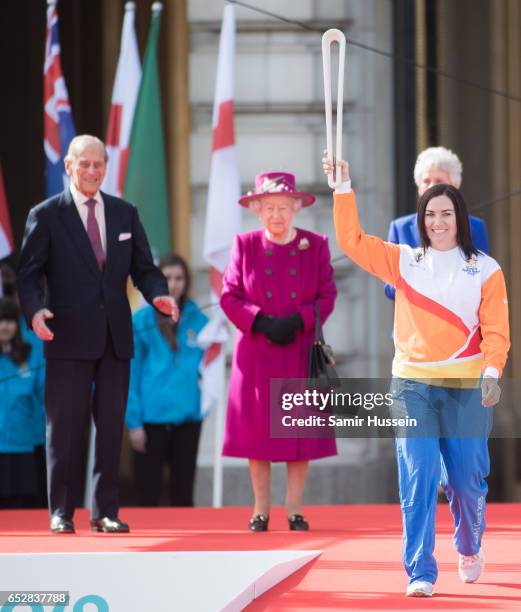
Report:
334,190,510,380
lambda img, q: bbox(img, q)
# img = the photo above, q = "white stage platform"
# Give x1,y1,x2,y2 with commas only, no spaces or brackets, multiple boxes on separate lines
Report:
0,550,321,611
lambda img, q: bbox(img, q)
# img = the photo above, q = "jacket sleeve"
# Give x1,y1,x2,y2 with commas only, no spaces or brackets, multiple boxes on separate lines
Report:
220,235,261,333
334,191,401,286
16,206,50,327
31,344,46,446
384,220,399,301
125,315,146,430
194,307,209,333
33,342,46,408
129,206,168,304
479,268,510,377
297,236,337,333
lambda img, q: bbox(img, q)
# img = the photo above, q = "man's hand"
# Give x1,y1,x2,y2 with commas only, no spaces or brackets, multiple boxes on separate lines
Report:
153,296,179,322
481,376,501,407
129,427,147,454
32,308,55,341
322,149,350,183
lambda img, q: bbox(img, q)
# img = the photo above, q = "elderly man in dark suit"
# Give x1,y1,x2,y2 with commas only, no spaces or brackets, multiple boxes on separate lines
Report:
17,135,178,534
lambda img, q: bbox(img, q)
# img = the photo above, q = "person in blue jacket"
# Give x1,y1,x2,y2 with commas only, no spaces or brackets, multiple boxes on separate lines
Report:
385,147,489,300
0,297,45,509
1,261,47,507
126,254,208,507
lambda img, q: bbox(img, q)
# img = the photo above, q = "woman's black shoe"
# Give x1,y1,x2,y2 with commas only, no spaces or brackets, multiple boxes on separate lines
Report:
249,513,269,532
288,514,309,531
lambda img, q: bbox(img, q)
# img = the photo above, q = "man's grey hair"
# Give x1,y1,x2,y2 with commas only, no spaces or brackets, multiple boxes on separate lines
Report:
65,135,108,162
414,146,462,187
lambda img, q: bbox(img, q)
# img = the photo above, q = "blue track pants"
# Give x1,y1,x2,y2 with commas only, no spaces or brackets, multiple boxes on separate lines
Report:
391,378,492,584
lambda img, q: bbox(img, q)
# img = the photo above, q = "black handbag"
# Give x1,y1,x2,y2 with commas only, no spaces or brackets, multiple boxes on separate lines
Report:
308,304,341,390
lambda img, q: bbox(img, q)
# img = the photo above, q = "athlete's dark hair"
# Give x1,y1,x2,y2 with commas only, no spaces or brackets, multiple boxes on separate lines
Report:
417,183,479,260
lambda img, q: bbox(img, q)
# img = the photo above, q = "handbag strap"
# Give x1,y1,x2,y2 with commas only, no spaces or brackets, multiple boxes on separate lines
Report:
314,303,325,343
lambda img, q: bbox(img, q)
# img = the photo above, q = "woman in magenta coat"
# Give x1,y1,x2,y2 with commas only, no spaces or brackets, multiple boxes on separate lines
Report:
221,171,337,532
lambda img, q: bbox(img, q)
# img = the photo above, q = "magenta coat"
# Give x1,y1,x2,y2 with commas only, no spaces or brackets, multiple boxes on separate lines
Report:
221,227,338,461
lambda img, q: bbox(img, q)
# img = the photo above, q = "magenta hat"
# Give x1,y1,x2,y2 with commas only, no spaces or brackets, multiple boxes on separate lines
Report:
238,171,316,208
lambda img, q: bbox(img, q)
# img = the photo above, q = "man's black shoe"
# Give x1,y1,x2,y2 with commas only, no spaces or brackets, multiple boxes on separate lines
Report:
50,516,75,534
90,517,130,533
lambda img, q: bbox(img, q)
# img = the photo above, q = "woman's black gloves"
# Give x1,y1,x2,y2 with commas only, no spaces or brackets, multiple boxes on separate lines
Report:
252,312,303,345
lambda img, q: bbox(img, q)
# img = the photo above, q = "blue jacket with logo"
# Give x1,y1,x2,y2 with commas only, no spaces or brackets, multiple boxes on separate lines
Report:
126,300,208,429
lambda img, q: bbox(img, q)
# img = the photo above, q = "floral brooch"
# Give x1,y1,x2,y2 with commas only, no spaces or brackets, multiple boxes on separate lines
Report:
298,237,310,251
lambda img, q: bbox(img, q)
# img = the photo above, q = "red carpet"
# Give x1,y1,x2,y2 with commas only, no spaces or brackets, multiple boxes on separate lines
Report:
1,504,520,610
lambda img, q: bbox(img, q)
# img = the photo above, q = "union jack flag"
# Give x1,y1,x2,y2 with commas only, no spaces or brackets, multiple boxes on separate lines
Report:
43,0,75,197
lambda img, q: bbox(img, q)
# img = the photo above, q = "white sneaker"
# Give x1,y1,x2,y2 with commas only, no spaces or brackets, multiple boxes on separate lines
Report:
406,581,434,597
458,550,484,583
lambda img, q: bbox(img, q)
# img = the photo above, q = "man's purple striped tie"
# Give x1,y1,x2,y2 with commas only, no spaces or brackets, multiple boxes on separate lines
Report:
84,199,105,270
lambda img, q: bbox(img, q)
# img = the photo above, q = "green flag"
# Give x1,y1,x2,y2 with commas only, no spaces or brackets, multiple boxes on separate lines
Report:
124,4,170,258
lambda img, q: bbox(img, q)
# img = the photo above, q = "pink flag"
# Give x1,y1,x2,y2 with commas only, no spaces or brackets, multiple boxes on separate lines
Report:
198,3,242,417
102,2,142,196
0,163,14,261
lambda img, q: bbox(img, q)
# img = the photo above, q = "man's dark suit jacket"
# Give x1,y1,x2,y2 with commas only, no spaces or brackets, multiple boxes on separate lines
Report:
17,189,168,360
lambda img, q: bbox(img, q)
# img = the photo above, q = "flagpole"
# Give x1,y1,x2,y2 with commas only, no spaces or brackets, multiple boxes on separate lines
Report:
83,422,95,510
200,0,241,510
212,326,225,508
